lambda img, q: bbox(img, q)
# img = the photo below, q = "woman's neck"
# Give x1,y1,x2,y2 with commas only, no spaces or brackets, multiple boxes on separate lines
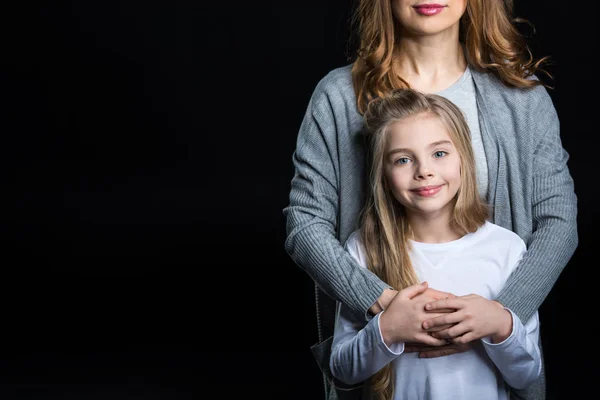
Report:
394,35,466,94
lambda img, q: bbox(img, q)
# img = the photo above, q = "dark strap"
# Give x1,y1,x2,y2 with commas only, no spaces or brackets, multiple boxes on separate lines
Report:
313,283,364,400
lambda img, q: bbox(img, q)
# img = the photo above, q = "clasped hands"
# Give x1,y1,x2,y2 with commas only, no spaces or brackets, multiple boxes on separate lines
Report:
377,281,512,358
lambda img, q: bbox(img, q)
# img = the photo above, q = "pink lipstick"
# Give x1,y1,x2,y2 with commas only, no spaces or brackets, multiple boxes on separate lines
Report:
410,185,443,197
413,4,446,16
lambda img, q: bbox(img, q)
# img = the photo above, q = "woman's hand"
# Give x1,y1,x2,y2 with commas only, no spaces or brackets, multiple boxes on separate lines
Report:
404,342,470,358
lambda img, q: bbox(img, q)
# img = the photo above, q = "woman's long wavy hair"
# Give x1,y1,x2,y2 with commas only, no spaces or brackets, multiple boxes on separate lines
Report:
361,88,489,399
351,0,551,114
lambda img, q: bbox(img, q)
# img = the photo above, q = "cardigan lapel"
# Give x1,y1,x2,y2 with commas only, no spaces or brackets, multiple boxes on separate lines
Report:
471,69,501,225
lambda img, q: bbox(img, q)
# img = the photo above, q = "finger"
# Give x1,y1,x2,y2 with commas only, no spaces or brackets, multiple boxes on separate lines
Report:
422,311,455,321
441,323,470,340
404,342,431,348
425,288,457,300
418,346,463,359
425,307,455,314
424,298,462,311
402,281,429,299
422,312,463,330
404,344,436,353
451,332,478,345
415,333,447,347
430,330,451,339
426,323,455,334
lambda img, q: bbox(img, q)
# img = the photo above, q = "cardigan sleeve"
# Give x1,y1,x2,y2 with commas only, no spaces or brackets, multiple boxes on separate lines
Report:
283,82,389,321
494,98,578,322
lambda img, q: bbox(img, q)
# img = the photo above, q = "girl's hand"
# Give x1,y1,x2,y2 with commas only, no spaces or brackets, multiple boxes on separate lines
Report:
379,281,449,347
372,285,456,314
422,294,513,344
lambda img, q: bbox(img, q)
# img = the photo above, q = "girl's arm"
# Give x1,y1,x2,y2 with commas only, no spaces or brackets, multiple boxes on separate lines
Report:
423,294,542,389
482,310,542,389
423,235,541,388
330,282,448,385
329,303,403,385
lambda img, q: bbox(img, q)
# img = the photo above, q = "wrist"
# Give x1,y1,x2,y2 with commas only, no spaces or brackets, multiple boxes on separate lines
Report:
491,308,513,343
368,301,383,316
378,311,394,346
491,300,504,308
369,288,396,316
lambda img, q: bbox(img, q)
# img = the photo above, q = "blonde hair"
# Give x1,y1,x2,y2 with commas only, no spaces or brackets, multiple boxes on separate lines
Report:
360,88,489,399
350,0,551,114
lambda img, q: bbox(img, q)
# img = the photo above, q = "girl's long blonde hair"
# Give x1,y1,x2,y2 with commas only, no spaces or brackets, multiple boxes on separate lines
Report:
361,88,489,399
351,0,551,114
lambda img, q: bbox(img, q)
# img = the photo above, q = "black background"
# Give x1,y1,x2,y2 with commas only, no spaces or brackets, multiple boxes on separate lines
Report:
0,1,595,399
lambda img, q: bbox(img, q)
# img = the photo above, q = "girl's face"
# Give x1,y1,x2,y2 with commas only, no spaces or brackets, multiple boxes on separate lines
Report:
391,0,468,37
383,113,461,220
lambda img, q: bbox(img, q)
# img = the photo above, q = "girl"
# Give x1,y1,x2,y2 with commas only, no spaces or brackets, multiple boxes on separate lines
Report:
329,88,541,400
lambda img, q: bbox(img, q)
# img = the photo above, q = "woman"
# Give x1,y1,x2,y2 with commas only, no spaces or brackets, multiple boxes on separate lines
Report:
283,0,578,399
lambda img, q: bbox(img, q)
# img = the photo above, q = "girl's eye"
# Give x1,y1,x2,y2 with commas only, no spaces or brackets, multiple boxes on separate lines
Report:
396,157,410,165
433,151,447,158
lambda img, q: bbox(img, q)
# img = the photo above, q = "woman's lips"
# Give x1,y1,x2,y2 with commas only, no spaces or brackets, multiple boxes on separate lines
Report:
410,185,443,197
413,4,446,16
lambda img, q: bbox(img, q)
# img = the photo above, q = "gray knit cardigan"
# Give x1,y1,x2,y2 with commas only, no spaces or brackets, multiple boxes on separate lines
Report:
283,64,578,400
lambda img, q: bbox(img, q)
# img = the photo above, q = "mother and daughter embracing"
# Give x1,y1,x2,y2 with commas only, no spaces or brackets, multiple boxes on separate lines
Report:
283,0,578,400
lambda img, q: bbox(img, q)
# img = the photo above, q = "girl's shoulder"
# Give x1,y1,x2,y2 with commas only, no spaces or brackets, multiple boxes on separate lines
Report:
345,228,362,249
477,221,527,250
344,229,368,268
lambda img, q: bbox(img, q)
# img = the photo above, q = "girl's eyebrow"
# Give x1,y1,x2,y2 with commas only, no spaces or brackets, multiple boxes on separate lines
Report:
428,140,453,148
386,140,453,157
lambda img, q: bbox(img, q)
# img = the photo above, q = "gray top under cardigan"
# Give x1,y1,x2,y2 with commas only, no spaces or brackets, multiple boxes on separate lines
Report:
283,64,578,400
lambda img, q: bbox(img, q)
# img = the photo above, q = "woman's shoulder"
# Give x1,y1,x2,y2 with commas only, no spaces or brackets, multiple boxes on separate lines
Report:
306,63,361,120
317,63,353,88
311,64,356,101
471,69,558,138
470,69,555,112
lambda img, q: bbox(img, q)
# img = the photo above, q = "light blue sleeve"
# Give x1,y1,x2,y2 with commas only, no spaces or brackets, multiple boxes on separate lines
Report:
482,237,541,389
329,234,405,385
481,309,541,389
329,307,404,385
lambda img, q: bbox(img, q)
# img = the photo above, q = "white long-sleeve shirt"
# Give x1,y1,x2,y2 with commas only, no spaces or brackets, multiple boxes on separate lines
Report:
330,221,541,400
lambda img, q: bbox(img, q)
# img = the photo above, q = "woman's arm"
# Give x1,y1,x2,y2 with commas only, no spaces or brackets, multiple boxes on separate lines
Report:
283,82,389,321
495,102,578,323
